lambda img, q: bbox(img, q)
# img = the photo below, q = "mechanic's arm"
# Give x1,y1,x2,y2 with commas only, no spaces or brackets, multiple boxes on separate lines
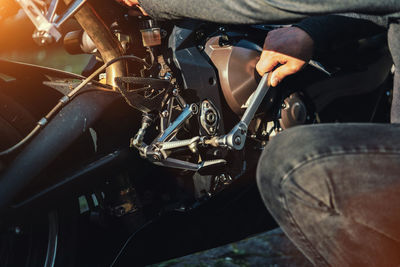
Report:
119,0,399,24
256,15,386,86
119,2,387,87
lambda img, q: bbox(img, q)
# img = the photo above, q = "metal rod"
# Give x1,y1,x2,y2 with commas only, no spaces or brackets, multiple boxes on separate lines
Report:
46,0,59,21
55,0,87,28
240,73,270,126
157,104,196,142
160,137,200,151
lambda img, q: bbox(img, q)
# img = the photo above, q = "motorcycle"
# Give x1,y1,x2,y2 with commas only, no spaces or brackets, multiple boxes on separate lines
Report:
0,0,393,266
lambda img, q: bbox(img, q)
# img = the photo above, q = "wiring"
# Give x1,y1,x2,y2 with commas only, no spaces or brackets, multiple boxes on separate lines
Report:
0,55,151,157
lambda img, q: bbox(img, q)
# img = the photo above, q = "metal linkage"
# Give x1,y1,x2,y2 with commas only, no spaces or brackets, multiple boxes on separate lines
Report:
157,103,198,142
207,73,271,150
15,0,87,45
131,97,228,173
131,73,271,173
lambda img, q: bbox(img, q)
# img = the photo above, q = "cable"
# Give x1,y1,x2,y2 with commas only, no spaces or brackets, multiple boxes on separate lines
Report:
109,219,155,267
0,55,151,157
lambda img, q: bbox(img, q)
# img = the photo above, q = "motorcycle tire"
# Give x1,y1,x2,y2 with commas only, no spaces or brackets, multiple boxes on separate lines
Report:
0,90,79,267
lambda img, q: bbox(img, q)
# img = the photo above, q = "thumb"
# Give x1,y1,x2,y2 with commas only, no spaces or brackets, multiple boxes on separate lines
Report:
270,62,303,87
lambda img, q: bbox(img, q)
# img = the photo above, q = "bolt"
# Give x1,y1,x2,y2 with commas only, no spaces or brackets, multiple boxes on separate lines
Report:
218,26,226,32
162,110,169,117
172,88,179,96
234,136,241,145
190,104,198,114
203,102,210,108
197,45,204,50
206,112,216,123
281,103,287,109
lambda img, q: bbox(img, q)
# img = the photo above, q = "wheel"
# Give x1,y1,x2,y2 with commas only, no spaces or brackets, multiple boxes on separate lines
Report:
0,90,78,267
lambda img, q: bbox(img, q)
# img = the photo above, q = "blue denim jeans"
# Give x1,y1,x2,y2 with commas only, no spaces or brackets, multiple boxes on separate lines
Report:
257,123,400,266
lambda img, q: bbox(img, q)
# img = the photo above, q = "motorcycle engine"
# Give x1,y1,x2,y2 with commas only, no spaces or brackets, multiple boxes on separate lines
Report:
204,36,262,115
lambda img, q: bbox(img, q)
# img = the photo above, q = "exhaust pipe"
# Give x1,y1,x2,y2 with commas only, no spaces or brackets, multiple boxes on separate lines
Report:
0,89,120,212
63,0,127,87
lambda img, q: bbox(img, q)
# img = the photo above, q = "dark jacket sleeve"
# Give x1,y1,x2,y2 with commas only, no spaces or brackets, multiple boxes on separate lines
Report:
294,15,386,52
138,0,400,24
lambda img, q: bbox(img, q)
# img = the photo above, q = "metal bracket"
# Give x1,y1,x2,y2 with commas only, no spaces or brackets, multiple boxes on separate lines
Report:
15,0,87,45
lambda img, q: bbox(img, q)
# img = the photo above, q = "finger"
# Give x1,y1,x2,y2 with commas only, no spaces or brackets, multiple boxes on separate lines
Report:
270,62,303,87
256,51,279,76
137,5,149,16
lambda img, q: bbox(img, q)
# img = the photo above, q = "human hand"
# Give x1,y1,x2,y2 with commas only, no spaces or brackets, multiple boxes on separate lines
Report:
256,27,314,87
116,0,148,15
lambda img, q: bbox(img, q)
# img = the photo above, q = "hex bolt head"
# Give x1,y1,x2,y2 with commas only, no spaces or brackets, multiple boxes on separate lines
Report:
190,104,199,114
234,136,241,145
206,112,216,123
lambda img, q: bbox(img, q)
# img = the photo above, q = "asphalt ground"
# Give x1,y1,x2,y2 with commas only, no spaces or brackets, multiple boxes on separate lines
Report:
152,228,312,267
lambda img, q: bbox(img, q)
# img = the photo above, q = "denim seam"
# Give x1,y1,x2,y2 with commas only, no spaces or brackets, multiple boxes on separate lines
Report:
277,149,400,266
279,190,331,266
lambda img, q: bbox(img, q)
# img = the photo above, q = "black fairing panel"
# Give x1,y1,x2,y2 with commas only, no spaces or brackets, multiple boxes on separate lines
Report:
168,22,226,133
